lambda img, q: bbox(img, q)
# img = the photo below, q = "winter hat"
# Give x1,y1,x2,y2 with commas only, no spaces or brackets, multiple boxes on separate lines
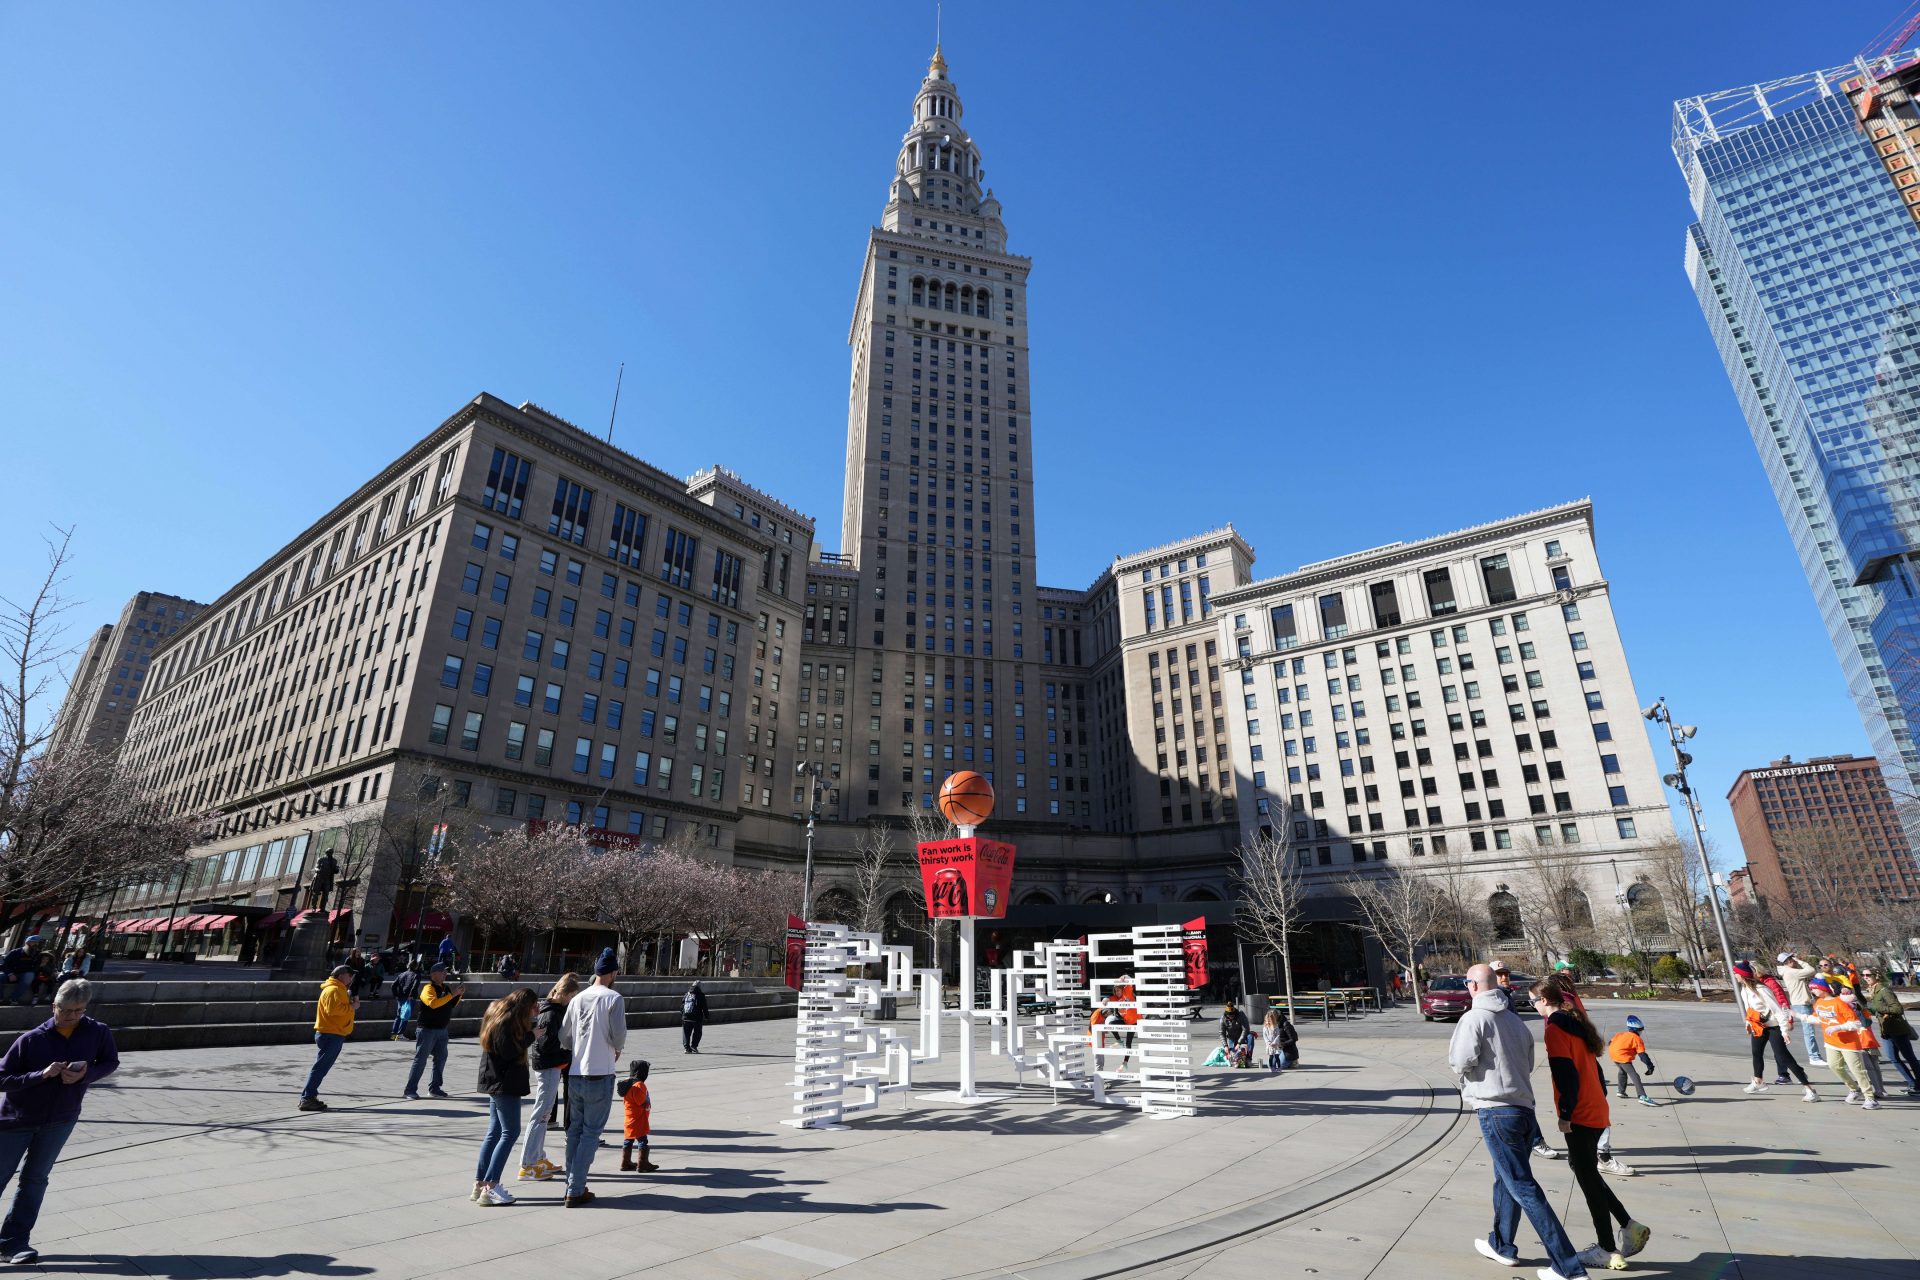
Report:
1807,976,1833,994
23,936,40,945
594,947,618,976
1731,961,1754,979
1775,952,1793,964
1625,1015,1644,1032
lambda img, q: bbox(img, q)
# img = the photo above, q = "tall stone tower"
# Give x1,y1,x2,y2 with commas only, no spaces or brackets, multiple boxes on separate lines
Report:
834,46,1051,822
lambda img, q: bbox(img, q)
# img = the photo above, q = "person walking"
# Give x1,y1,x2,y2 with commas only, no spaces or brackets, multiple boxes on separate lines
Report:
1492,960,1564,1163
518,973,580,1182
1447,963,1590,1280
471,987,536,1206
300,964,359,1112
1776,952,1825,1069
1809,976,1878,1108
1863,969,1920,1094
681,979,709,1054
1733,961,1816,1100
403,961,464,1100
559,949,626,1207
1605,1016,1659,1108
1841,982,1890,1101
1533,984,1651,1272
0,979,118,1264
1539,973,1633,1177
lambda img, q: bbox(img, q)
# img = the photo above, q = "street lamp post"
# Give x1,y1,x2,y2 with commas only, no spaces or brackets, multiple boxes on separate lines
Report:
795,761,826,920
1643,697,1742,1021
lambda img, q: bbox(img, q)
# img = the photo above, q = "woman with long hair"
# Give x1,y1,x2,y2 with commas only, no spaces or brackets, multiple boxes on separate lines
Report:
518,973,581,1181
1532,984,1651,1271
472,987,537,1205
1862,968,1920,1094
1731,961,1816,1100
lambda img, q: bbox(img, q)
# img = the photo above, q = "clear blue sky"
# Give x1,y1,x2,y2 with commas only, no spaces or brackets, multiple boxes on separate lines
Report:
0,2,1900,852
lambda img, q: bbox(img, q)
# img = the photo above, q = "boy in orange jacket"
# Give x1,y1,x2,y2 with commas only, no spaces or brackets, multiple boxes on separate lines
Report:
618,1060,658,1171
1606,1015,1659,1108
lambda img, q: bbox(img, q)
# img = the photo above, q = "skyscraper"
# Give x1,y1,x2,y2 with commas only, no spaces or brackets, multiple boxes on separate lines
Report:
1675,51,1920,805
833,47,1047,822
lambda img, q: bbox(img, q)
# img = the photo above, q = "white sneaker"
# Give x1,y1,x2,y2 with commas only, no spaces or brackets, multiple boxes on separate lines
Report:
1536,1269,1579,1280
1742,1081,1767,1093
1576,1245,1626,1271
1844,1090,1862,1104
1472,1237,1520,1267
1620,1220,1652,1257
1803,1087,1819,1102
1596,1156,1635,1177
1863,1097,1882,1110
1532,1142,1564,1160
482,1184,516,1206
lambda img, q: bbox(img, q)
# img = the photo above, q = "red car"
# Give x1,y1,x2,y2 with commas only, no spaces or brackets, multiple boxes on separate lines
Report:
1420,974,1472,1021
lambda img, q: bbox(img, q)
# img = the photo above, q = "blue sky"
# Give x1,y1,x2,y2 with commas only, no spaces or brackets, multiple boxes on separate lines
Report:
0,2,1901,850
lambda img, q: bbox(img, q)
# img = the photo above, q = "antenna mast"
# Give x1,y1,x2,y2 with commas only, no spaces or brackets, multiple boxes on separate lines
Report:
606,361,625,444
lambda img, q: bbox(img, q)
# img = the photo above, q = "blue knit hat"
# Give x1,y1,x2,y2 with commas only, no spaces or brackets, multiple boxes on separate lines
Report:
594,947,618,976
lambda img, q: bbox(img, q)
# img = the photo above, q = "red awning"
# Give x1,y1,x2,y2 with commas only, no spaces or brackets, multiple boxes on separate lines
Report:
198,914,237,930
257,911,288,930
401,911,452,932
164,916,203,931
125,918,157,932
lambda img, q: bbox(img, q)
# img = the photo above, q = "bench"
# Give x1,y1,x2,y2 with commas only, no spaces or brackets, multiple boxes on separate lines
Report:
1271,992,1339,1026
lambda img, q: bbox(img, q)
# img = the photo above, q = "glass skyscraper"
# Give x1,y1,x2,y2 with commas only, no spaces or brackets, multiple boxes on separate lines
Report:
1676,53,1920,802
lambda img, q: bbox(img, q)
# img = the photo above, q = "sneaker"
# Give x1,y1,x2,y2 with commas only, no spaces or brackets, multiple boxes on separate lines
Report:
1863,1097,1882,1110
428,1088,450,1098
1844,1090,1862,1104
562,1190,596,1208
1742,1082,1768,1094
403,1092,420,1101
1532,1143,1564,1161
1637,1094,1659,1108
1620,1220,1651,1257
482,1184,515,1206
470,1184,484,1203
1472,1237,1520,1267
1596,1156,1635,1177
1803,1087,1819,1102
8,1250,38,1266
1576,1246,1626,1271
1773,1075,1789,1085
297,1097,327,1112
1536,1269,1579,1280
517,1164,550,1182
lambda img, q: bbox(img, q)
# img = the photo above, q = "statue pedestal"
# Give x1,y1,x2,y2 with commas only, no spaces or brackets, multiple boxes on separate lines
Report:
273,918,333,980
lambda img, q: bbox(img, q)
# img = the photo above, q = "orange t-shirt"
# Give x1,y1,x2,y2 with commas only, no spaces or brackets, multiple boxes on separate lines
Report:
1607,1031,1645,1064
1116,981,1141,1026
1813,995,1868,1051
622,1080,650,1139
1544,1016,1611,1131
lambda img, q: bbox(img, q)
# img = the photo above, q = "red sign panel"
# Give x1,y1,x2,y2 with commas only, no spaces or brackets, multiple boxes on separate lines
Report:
527,820,648,852
915,837,1017,919
784,914,806,991
1182,916,1208,990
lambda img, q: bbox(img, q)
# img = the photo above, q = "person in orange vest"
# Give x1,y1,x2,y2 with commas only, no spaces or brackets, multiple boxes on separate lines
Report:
1533,984,1652,1272
617,1059,656,1172
1810,976,1879,1109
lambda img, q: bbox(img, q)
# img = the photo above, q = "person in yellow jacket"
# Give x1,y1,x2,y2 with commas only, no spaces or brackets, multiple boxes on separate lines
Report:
300,964,358,1112
1810,976,1880,1110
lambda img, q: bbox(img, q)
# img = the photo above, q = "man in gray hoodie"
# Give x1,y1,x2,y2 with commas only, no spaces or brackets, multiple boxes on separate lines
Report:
1448,964,1587,1280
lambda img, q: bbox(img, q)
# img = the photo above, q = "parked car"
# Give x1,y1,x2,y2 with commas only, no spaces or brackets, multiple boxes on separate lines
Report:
1420,975,1472,1021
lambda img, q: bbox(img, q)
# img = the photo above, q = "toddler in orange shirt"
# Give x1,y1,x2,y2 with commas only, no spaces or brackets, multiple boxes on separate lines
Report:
1606,1015,1659,1108
617,1059,657,1172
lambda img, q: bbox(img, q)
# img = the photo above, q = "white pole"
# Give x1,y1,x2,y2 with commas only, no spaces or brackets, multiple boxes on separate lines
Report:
958,915,977,1097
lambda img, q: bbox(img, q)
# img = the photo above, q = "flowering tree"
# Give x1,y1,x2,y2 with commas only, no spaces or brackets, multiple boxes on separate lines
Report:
442,823,566,963
592,845,685,974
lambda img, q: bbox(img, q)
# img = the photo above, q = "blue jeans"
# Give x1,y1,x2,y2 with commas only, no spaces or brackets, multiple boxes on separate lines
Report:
404,1027,449,1094
303,1033,344,1100
563,1074,614,1197
520,1067,561,1167
475,1096,523,1184
1476,1106,1586,1277
1792,1004,1823,1066
3,975,29,1005
0,1120,76,1255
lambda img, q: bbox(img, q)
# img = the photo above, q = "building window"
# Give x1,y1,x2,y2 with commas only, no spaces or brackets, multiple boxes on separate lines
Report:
608,503,647,567
1480,554,1516,605
661,528,699,588
548,476,594,546
1423,568,1457,616
484,447,532,518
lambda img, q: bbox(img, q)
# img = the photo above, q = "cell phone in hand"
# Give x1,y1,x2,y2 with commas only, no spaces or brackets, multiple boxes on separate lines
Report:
66,1062,86,1073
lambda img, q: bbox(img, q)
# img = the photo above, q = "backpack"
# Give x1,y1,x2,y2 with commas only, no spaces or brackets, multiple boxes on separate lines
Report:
682,990,698,1016
391,970,420,1002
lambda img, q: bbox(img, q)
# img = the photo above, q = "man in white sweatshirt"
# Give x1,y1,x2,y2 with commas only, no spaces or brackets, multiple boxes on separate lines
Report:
1775,952,1823,1068
1448,964,1588,1280
559,948,627,1206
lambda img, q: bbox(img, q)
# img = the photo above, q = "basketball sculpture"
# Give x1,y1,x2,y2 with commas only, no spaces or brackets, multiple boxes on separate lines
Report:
938,770,996,828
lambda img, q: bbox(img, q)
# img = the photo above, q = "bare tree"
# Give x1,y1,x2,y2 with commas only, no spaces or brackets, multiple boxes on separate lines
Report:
1232,828,1305,1007
1428,854,1490,972
849,821,898,935
364,763,487,948
1344,867,1444,1003
1642,835,1711,968
904,810,955,967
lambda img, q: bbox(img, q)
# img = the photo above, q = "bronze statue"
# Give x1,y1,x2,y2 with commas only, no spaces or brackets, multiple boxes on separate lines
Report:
305,852,339,912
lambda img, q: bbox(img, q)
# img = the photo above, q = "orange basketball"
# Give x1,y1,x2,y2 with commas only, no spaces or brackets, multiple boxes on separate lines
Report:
938,770,996,827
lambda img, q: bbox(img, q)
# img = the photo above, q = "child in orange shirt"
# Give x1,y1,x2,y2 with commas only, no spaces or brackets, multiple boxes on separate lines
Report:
1606,1015,1659,1108
617,1060,657,1171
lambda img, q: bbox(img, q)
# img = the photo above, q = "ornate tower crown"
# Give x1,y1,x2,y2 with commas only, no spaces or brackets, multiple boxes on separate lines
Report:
887,44,998,236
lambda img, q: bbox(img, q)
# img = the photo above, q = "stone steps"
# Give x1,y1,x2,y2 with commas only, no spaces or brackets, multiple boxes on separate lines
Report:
0,977,797,1052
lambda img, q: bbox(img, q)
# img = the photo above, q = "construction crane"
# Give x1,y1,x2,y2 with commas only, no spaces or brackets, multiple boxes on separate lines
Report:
1862,1,1920,68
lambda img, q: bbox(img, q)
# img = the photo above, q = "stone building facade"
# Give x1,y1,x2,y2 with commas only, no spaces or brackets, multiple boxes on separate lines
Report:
46,591,204,757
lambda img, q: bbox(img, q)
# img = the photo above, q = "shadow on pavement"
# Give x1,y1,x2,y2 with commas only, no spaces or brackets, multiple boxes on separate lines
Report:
42,1253,372,1277
1628,1250,1919,1279
595,1189,941,1215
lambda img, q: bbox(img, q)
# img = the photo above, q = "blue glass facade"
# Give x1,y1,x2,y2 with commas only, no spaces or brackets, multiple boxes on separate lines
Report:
1679,72,1920,796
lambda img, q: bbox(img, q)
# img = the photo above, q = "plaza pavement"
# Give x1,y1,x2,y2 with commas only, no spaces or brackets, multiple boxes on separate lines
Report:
10,998,1916,1279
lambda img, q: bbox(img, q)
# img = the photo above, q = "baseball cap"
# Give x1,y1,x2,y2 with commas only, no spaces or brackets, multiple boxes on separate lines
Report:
429,959,448,973
1489,959,1508,973
1775,952,1793,964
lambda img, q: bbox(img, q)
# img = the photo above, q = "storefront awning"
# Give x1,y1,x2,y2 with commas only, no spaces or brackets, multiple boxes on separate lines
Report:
401,911,453,932
198,914,237,930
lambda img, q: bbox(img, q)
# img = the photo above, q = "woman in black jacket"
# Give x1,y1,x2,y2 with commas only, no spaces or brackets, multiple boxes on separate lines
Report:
472,987,536,1206
516,973,580,1182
